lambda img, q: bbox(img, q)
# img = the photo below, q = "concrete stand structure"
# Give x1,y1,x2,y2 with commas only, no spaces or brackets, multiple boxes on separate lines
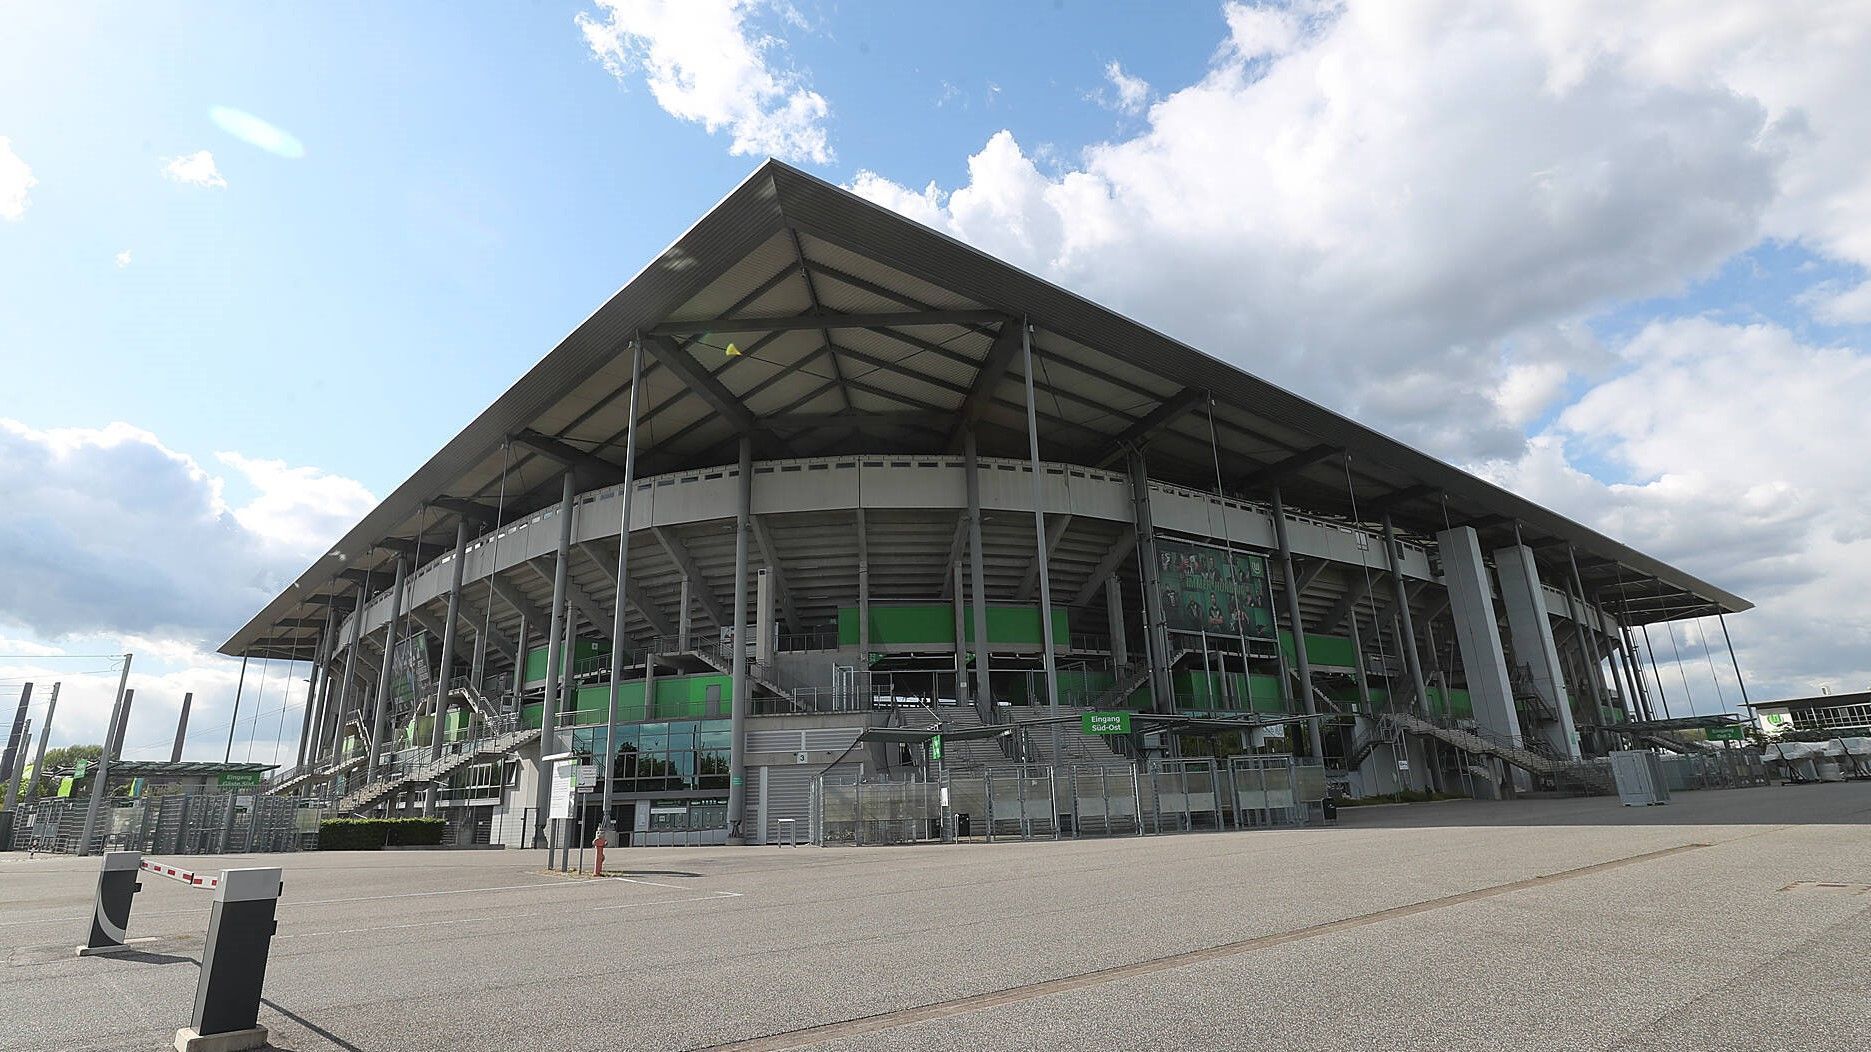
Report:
218,161,1751,840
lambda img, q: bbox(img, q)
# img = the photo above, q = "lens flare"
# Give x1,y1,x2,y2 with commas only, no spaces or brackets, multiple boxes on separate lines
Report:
209,106,305,159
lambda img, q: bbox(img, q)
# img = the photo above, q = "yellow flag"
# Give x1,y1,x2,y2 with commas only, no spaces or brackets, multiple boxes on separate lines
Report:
724,342,741,357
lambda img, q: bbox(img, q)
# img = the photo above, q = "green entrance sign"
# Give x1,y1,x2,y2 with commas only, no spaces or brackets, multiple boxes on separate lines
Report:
217,771,263,787
931,735,943,761
1082,711,1132,735
1705,725,1748,742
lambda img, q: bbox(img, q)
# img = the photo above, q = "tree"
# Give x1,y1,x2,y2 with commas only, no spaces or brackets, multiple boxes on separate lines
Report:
14,743,102,800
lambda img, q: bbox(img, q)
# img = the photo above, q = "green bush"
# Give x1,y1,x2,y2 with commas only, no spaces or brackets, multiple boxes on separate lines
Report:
317,817,447,850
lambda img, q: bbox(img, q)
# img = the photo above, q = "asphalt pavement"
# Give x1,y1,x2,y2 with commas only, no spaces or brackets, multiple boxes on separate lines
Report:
2,782,1866,1051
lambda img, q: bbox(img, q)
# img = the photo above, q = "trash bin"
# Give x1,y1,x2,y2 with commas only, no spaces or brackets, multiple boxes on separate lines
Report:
1321,799,1338,821
957,813,972,838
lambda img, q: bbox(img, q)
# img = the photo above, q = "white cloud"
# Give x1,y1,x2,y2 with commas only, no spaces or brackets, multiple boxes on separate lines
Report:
162,149,227,189
576,0,832,163
0,420,374,648
114,249,132,268
1098,61,1151,115
1484,317,1871,706
0,136,36,220
840,1,1871,702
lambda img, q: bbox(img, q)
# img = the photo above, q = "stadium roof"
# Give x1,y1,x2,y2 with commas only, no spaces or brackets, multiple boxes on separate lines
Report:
221,160,1747,657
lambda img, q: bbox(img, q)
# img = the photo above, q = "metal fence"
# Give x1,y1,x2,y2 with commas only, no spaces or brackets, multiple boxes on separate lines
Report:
813,756,1328,846
9,794,327,855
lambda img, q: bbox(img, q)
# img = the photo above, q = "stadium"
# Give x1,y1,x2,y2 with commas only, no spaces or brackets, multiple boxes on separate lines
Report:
223,160,1752,848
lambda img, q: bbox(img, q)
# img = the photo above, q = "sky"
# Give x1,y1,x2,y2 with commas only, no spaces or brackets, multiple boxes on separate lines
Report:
3,0,1870,763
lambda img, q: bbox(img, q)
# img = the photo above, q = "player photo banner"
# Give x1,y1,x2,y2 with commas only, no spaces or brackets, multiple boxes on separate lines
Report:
1156,538,1277,642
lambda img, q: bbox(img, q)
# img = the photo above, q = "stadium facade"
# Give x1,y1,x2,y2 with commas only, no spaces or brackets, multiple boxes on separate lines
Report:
225,161,1751,846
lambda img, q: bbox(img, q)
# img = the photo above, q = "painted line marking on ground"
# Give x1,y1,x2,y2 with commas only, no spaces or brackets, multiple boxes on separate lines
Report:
700,842,1712,1052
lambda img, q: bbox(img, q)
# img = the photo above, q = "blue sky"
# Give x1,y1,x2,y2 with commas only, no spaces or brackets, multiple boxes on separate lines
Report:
4,1,1870,755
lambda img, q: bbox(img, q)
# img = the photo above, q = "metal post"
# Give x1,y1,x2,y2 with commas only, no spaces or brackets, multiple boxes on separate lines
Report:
293,642,321,771
1717,613,1750,708
600,339,643,846
80,656,133,856
223,655,248,763
1020,321,1063,762
305,602,338,767
1106,576,1127,669
727,435,753,843
366,557,408,782
964,429,994,716
423,520,469,815
1271,488,1322,759
532,474,577,847
108,688,136,761
24,684,57,802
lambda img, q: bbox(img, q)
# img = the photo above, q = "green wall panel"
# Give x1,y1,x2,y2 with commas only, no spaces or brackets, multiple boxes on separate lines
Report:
837,604,1069,647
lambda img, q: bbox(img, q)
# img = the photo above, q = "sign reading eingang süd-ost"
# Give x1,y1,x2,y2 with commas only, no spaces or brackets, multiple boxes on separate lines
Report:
1155,537,1277,642
1082,711,1132,735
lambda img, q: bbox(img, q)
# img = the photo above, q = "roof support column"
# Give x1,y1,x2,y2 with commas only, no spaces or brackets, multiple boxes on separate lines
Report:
727,437,753,844
1562,546,1611,727
328,581,368,763
1019,321,1063,763
1493,543,1580,759
295,641,323,771
1106,576,1127,670
1608,630,1645,722
1127,449,1171,716
1434,526,1524,784
305,603,339,766
0,682,31,816
366,557,408,787
532,474,576,848
600,339,644,847
677,577,692,651
952,561,971,711
1619,623,1654,719
1717,613,1750,710
856,510,870,690
1380,516,1430,719
424,520,470,815
1272,488,1324,761
964,430,993,721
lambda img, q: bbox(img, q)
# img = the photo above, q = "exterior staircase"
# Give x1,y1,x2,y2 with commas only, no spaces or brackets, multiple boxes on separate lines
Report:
1085,650,1195,711
1385,711,1614,792
687,643,801,709
1629,728,1703,755
337,724,542,814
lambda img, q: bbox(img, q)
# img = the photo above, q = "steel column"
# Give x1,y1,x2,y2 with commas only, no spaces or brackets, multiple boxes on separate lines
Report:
532,474,577,847
1128,450,1171,714
600,340,643,845
223,655,248,763
964,429,993,716
425,520,470,815
1717,613,1750,708
1380,517,1430,715
79,656,132,856
171,692,192,763
1272,488,1323,759
727,436,753,843
1020,322,1063,762
23,684,57,802
366,557,408,784
327,580,368,763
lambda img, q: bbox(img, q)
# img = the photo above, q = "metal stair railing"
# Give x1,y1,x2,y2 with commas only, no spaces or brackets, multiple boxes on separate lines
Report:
336,719,541,814
1384,711,1567,776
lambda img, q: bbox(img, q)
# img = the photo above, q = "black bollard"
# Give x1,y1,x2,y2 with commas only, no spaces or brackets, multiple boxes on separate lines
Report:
76,850,142,955
173,867,282,1052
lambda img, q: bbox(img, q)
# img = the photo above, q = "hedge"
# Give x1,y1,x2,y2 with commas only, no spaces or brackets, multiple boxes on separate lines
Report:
318,817,447,850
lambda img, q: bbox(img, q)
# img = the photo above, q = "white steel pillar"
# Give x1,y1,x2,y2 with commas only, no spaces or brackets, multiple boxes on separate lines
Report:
425,519,469,815
1493,544,1580,760
366,557,408,783
727,436,753,844
1020,321,1063,761
1435,526,1526,788
964,430,994,716
531,474,576,847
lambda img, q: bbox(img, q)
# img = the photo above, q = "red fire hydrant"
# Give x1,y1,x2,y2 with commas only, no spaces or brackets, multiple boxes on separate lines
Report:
592,829,608,877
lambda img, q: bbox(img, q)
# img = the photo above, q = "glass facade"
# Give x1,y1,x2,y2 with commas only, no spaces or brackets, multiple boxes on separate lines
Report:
571,719,732,794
